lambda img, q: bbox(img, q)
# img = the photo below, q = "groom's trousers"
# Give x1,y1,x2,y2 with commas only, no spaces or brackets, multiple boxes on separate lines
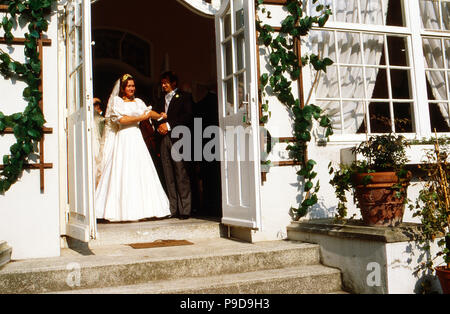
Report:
159,134,192,216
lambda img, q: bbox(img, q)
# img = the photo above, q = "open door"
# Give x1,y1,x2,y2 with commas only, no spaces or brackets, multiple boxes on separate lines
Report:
65,0,96,241
215,0,262,229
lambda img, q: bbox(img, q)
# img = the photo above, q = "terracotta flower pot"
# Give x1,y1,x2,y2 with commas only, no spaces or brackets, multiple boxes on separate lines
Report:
436,266,450,294
353,171,411,227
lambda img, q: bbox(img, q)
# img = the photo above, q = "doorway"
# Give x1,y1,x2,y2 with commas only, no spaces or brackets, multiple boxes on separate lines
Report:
90,0,222,220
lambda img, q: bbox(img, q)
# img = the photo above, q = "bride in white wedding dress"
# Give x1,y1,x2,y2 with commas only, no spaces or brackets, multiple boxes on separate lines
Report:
95,74,171,221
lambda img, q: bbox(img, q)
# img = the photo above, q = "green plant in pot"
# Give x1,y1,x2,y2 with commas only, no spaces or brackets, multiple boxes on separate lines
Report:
329,133,412,227
411,137,450,294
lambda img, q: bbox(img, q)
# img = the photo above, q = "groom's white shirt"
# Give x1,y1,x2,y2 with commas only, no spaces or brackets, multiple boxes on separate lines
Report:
164,88,178,131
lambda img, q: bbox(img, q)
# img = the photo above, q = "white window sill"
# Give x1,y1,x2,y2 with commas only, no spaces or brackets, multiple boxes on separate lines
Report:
340,144,435,165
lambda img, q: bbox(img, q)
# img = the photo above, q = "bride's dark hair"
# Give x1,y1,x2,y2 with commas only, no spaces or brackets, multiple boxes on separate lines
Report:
118,74,135,99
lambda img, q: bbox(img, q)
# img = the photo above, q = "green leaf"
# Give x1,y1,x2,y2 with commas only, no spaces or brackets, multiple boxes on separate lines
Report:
27,129,40,139
12,113,22,121
304,181,313,192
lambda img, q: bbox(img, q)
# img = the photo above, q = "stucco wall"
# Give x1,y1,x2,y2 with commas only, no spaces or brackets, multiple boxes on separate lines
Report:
0,8,60,260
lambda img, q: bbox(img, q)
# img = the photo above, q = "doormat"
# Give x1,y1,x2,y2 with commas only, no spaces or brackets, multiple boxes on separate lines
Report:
128,239,194,249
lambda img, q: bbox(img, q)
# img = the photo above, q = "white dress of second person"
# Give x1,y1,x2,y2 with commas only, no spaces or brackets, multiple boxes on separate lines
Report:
95,96,170,221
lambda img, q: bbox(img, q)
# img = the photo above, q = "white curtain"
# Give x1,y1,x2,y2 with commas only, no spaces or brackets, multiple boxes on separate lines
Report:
308,0,389,133
420,0,450,123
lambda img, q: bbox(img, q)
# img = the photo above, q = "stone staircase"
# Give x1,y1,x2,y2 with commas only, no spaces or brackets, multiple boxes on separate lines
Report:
0,218,346,294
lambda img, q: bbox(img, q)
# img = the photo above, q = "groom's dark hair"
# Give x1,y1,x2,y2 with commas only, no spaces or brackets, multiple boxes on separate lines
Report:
160,71,178,86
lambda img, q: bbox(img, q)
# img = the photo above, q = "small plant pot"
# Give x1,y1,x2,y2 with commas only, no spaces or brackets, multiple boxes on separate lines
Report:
436,266,450,294
353,171,411,227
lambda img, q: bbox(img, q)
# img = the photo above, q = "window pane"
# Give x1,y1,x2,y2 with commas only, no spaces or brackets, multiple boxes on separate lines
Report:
236,32,245,71
224,40,233,77
442,1,450,30
363,33,385,65
360,0,386,25
93,29,122,60
420,0,445,30
237,73,246,110
445,39,450,67
423,38,444,69
334,0,359,23
369,102,392,133
310,30,337,62
233,0,244,31
429,102,450,132
316,66,339,98
385,0,404,27
225,79,234,116
390,69,411,99
394,103,414,132
342,101,366,133
366,68,389,99
426,71,448,100
340,66,365,98
338,32,363,65
224,10,231,38
319,101,347,134
387,36,408,66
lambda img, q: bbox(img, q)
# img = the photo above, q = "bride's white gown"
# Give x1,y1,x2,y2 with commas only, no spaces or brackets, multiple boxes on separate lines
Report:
95,96,170,221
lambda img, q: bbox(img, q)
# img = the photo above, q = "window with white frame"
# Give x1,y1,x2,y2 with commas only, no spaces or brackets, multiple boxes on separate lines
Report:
307,0,450,138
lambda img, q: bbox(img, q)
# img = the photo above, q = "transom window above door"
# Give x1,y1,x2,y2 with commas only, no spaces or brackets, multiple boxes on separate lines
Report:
92,29,152,78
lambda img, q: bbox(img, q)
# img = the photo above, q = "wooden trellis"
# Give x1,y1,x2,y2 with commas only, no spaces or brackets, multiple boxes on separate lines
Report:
0,5,53,192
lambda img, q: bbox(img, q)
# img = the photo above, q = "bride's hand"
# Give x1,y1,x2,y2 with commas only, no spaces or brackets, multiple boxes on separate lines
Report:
160,112,167,120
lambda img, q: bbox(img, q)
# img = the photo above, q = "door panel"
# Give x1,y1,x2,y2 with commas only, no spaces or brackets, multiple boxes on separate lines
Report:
215,0,262,229
65,0,95,241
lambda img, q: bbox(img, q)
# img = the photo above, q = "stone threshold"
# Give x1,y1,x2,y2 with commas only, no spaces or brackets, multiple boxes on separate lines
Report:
287,218,425,243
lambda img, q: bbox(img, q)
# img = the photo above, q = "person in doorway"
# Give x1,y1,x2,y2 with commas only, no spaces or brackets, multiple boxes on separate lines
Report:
93,97,105,188
153,71,193,220
192,83,222,217
95,74,171,222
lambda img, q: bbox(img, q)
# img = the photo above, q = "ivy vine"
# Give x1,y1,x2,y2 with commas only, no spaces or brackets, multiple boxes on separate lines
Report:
0,0,55,192
256,0,334,218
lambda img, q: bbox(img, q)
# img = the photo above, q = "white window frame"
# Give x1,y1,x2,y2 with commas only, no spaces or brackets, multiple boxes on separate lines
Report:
307,0,450,143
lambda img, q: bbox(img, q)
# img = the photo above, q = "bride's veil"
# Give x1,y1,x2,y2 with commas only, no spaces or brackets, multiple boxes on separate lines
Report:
96,79,120,184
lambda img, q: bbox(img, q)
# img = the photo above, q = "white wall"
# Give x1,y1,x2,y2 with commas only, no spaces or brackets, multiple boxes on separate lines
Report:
0,9,60,260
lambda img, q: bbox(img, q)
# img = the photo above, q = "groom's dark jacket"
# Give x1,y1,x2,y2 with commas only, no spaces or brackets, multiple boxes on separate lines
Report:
153,89,194,144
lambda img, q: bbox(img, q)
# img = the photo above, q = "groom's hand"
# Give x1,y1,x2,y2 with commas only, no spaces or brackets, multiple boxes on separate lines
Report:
158,123,169,135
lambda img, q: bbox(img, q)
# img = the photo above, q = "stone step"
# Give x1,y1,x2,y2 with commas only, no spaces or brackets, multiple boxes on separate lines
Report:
53,264,342,294
71,217,225,248
0,238,322,294
0,241,12,269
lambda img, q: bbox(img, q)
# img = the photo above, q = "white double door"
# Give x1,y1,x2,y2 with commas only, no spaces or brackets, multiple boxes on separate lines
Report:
63,0,262,242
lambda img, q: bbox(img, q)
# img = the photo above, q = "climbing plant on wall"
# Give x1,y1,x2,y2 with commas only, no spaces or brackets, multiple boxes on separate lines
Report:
256,0,334,218
0,0,55,192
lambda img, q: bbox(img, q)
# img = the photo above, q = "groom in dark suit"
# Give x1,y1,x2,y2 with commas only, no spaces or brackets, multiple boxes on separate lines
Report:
154,71,193,219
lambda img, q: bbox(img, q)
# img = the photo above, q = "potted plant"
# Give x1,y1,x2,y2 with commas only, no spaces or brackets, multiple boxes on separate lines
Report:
411,137,450,294
329,133,412,227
